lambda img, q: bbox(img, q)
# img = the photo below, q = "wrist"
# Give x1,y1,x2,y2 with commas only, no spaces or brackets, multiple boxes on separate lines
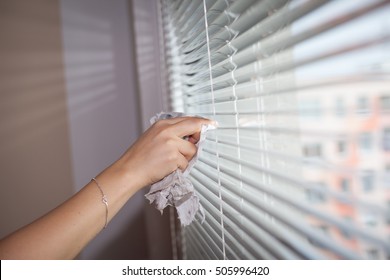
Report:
109,157,147,194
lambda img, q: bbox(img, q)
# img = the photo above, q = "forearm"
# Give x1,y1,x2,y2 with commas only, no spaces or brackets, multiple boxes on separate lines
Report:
0,161,141,260
0,117,213,259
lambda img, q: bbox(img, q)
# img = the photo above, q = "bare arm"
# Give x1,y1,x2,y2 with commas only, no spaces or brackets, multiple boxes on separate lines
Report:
0,117,213,259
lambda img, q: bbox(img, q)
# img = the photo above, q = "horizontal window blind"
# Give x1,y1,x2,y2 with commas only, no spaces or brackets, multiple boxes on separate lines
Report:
160,0,390,259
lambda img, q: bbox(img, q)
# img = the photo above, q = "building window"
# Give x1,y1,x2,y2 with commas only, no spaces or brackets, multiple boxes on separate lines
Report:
358,132,372,152
305,183,327,203
308,224,329,249
337,140,347,155
386,201,390,225
383,164,390,188
383,128,390,151
340,178,350,192
366,248,380,259
380,95,390,113
303,143,322,158
340,217,353,240
362,214,378,227
356,96,370,115
299,100,322,118
361,171,375,192
335,98,345,117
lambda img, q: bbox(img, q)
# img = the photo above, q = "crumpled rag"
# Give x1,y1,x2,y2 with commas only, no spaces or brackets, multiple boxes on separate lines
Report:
144,112,216,226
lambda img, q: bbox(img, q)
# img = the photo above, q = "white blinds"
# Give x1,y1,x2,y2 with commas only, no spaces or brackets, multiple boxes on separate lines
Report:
160,0,390,259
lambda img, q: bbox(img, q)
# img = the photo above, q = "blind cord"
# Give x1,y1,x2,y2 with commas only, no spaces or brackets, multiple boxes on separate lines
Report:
203,0,226,260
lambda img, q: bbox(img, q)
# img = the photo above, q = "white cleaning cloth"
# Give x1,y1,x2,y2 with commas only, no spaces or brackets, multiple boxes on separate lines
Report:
144,112,216,226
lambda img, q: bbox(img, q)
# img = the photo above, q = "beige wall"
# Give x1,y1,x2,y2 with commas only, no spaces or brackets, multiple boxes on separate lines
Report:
132,0,173,259
60,0,148,259
0,0,154,259
0,0,74,237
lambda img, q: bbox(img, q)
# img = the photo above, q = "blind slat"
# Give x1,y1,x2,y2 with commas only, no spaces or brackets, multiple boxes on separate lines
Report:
161,0,390,260
194,173,302,259
205,35,390,91
210,0,390,79
199,146,388,220
216,0,329,57
180,0,232,51
187,222,224,259
194,162,361,259
204,136,390,189
196,155,390,256
194,175,306,259
181,0,289,63
185,228,218,259
195,184,260,259
193,163,357,259
178,0,218,34
172,0,202,28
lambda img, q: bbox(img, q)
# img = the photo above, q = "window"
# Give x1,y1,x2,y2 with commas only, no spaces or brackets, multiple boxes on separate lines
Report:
335,98,346,117
361,171,375,192
305,183,327,203
160,0,390,259
340,216,353,240
340,178,350,192
362,214,378,227
358,132,373,152
303,143,322,158
299,99,322,118
387,201,390,225
384,164,390,188
356,96,370,115
380,95,390,113
366,248,380,259
337,141,347,155
383,128,390,151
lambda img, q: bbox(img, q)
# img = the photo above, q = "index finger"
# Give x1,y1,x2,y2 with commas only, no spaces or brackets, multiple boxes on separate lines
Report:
159,116,209,125
171,117,215,138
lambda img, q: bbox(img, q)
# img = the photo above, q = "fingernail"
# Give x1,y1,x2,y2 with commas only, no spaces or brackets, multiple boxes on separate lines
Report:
211,120,219,127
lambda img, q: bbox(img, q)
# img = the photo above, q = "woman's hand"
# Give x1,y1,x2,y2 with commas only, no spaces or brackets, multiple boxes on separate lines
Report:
116,117,214,189
0,116,214,259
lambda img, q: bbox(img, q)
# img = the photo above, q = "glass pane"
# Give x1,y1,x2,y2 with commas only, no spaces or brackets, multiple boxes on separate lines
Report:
161,0,390,260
